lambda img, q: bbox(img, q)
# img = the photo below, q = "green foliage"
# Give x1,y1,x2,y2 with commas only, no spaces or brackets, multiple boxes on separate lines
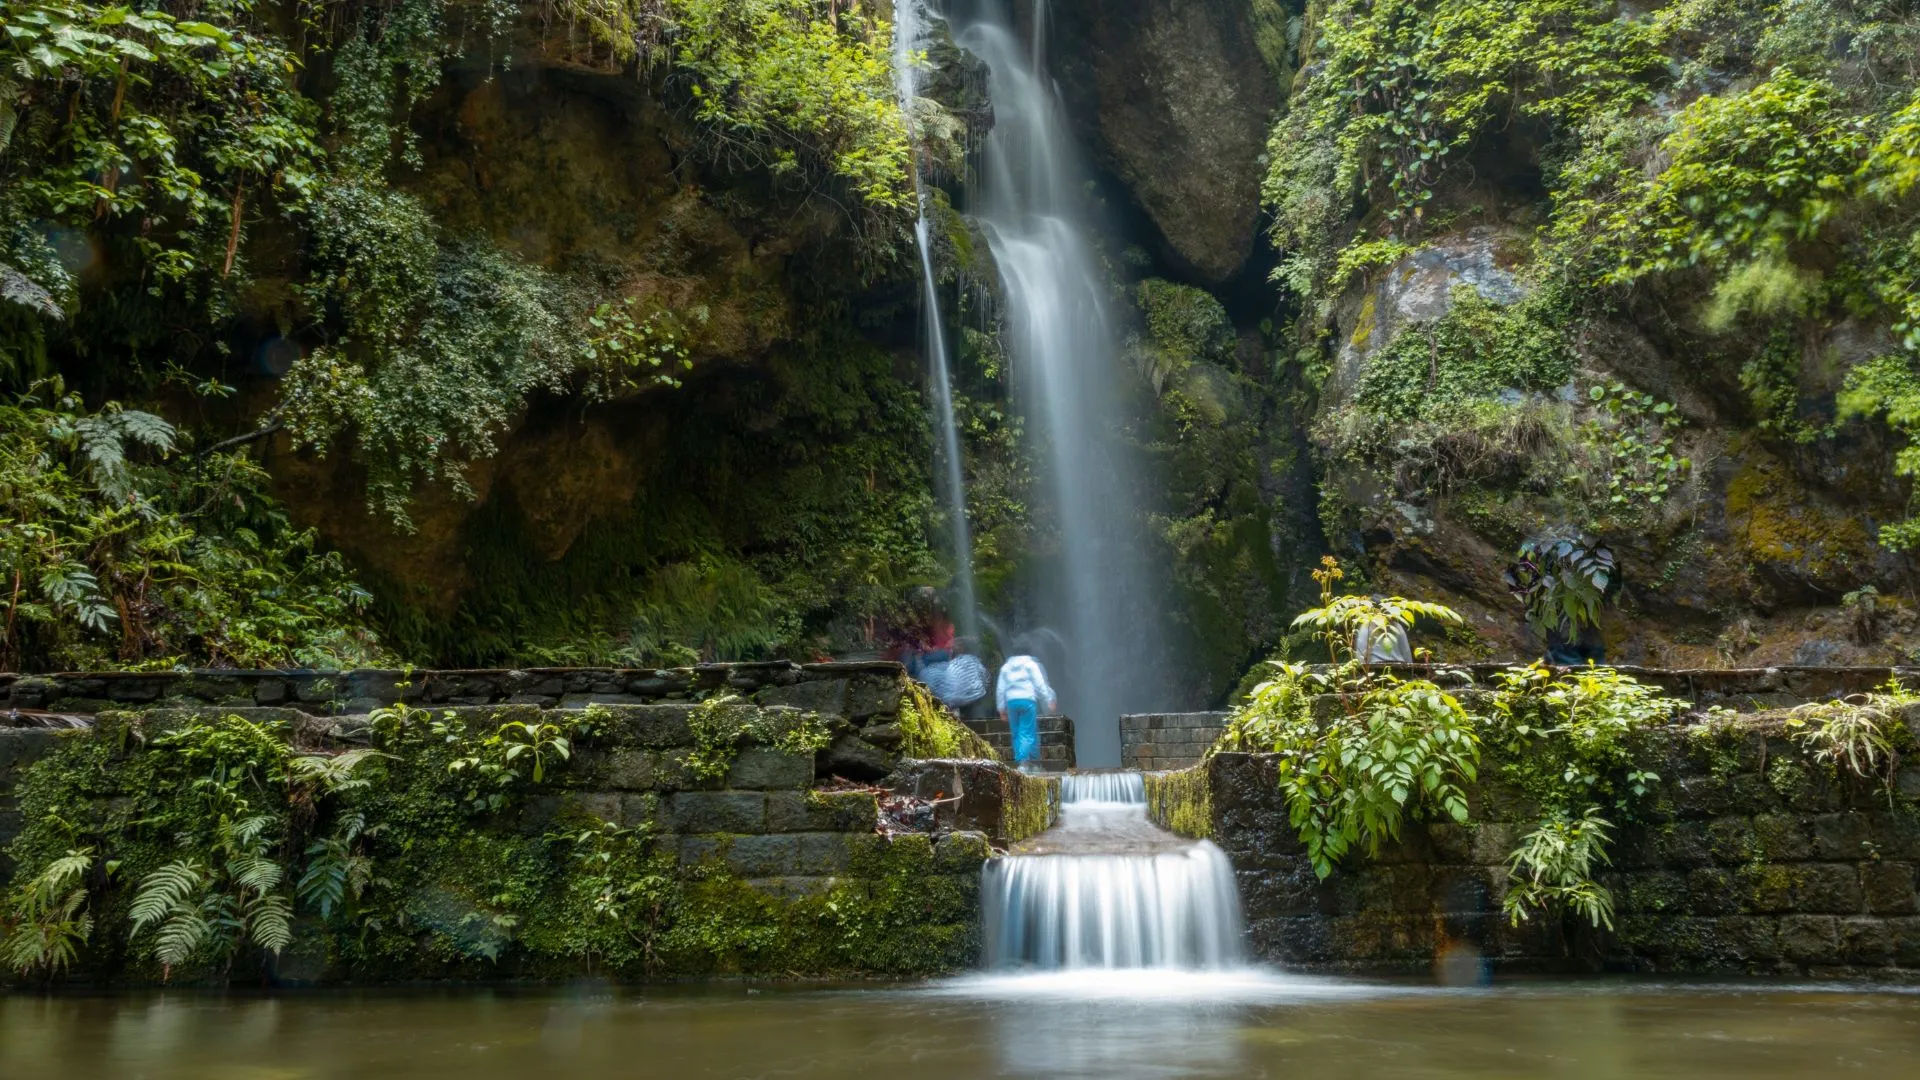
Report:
1503,534,1614,637
1288,556,1464,663
1786,679,1916,785
127,813,293,975
684,696,831,781
1559,71,1870,286
1503,807,1616,929
2,702,971,984
1486,663,1683,925
563,0,913,210
1222,662,1480,877
0,384,385,669
1264,0,1663,308
1352,289,1573,425
1130,279,1235,391
1,849,98,978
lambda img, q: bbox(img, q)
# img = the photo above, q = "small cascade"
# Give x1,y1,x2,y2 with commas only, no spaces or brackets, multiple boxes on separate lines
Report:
891,0,978,639
983,771,1246,970
1059,771,1146,805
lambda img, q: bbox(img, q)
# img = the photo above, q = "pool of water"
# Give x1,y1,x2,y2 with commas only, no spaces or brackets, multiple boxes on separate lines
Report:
5,973,1920,1078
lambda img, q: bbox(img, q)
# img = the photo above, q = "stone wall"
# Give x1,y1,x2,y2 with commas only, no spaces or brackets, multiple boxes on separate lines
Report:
0,666,1056,983
1154,710,1920,977
960,714,1077,769
1,661,978,785
1121,711,1228,770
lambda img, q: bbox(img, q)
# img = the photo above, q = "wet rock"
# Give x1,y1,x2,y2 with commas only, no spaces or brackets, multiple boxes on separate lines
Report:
1047,0,1277,282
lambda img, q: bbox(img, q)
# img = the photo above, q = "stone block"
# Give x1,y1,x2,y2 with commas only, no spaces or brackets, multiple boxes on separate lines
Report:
1861,861,1918,915
1793,863,1865,914
1751,814,1813,861
1467,822,1515,865
843,678,904,721
666,791,766,833
743,876,839,899
252,679,290,706
598,704,696,748
1685,868,1741,916
1706,816,1759,864
934,830,991,872
765,791,879,833
605,749,666,791
757,678,849,717
1810,812,1874,861
792,832,857,875
727,748,815,790
1888,916,1920,966
1839,916,1894,965
1717,915,1781,963
1737,862,1798,914
820,734,893,782
726,834,800,877
1778,914,1840,964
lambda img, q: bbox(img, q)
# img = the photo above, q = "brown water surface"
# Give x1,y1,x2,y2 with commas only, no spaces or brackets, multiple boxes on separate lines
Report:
4,976,1920,1078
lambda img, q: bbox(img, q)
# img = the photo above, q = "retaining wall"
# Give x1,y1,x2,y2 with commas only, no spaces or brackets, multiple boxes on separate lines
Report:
0,665,1056,983
1153,708,1920,977
960,714,1077,769
1121,712,1228,770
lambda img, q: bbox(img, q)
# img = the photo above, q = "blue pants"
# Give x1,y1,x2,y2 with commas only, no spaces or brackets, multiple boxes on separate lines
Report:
1008,699,1039,764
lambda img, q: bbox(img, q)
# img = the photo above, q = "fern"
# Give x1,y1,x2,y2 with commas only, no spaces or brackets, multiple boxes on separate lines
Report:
1,849,97,977
129,860,208,935
248,893,293,954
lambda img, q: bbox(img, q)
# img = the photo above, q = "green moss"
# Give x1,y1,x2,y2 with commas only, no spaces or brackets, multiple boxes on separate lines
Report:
896,682,998,761
1145,766,1213,839
1000,772,1058,843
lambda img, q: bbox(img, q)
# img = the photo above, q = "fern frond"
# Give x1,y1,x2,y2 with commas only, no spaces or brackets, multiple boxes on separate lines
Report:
248,893,293,954
154,911,211,968
228,854,284,894
129,861,207,933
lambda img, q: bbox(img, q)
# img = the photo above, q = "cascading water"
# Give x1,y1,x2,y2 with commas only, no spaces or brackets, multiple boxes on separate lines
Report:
982,772,1245,970
951,0,1170,766
893,0,978,639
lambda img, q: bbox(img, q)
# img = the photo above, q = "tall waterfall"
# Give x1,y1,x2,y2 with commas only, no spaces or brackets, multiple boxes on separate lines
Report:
893,0,978,640
952,0,1169,766
983,773,1245,970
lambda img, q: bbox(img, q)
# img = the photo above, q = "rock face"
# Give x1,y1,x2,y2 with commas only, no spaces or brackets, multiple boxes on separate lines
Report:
1046,0,1278,283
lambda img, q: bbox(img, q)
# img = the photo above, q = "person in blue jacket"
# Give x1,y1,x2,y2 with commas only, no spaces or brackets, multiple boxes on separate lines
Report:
995,650,1057,769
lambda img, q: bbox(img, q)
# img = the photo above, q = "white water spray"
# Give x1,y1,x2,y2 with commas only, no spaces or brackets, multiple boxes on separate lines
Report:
983,772,1245,970
893,0,978,640
953,0,1170,765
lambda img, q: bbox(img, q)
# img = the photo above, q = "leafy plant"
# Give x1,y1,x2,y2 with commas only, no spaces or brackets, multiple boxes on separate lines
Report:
128,814,293,977
1787,680,1914,786
1224,662,1479,877
1503,807,1616,930
685,695,832,781
1504,534,1615,639
1,849,101,978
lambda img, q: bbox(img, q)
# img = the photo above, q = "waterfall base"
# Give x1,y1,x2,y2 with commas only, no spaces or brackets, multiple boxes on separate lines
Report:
982,771,1246,970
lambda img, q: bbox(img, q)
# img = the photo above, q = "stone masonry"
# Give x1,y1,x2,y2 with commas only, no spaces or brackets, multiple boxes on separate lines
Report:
1121,712,1228,770
1160,708,1920,977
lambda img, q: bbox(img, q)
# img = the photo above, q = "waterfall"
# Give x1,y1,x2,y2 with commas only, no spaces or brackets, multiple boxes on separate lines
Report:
893,0,979,640
952,0,1169,766
1059,771,1145,805
983,772,1246,970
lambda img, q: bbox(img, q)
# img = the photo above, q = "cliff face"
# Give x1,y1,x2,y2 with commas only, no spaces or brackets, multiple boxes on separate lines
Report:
174,0,1920,684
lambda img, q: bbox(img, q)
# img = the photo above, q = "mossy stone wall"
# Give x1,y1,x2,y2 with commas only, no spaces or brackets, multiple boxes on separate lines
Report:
0,664,1047,986
1163,711,1920,976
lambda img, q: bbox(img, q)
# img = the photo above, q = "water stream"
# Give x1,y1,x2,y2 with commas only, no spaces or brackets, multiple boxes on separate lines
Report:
982,772,1245,971
951,0,1171,766
892,0,979,641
